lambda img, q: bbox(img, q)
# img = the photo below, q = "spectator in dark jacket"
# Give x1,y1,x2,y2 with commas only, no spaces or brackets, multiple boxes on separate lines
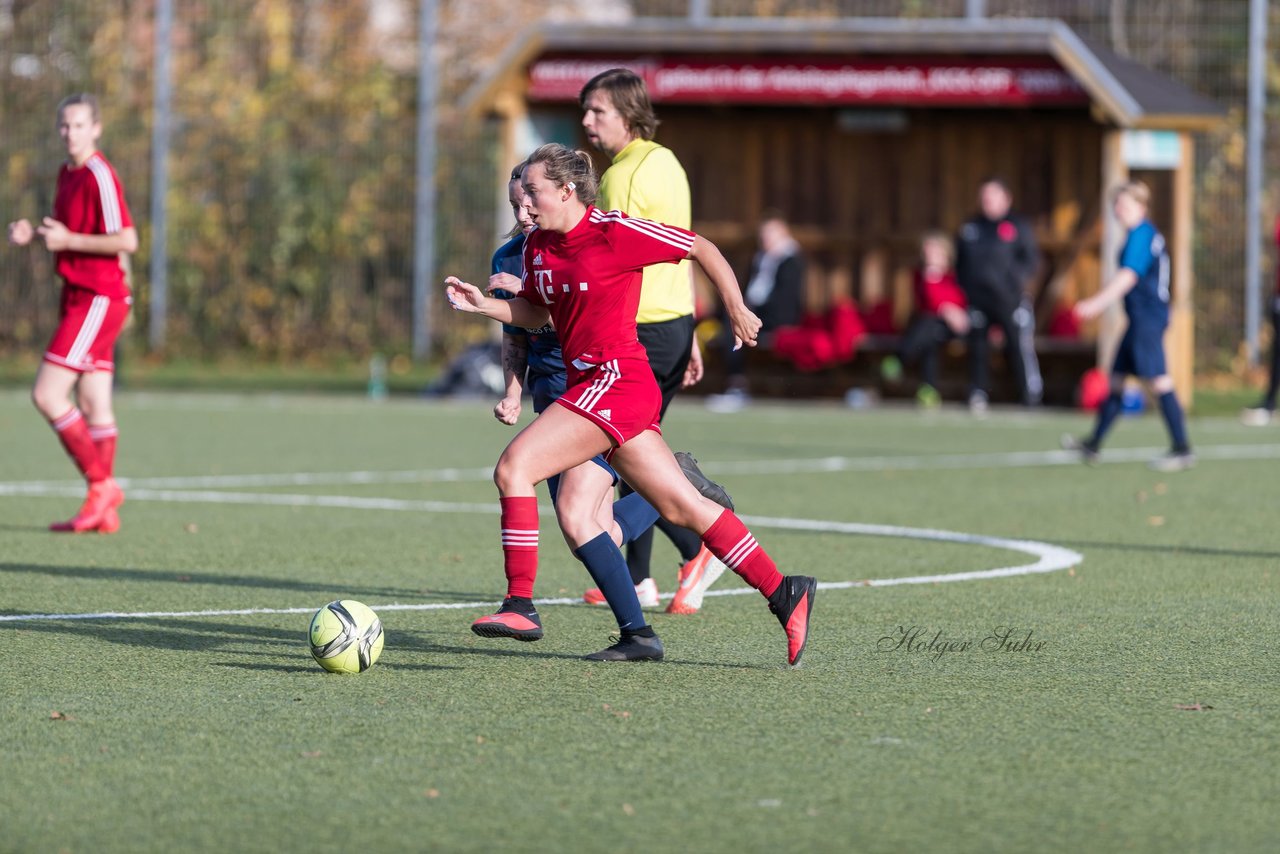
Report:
707,213,805,410
956,178,1043,412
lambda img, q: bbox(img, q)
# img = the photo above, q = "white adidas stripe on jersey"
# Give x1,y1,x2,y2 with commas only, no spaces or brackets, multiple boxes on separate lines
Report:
591,209,694,253
87,156,123,234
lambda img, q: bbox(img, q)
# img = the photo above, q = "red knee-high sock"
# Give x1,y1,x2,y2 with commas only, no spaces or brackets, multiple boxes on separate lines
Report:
50,409,106,483
499,496,539,600
702,509,783,598
89,422,118,478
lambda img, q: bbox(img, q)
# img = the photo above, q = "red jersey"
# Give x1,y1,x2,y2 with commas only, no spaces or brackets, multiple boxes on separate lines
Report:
53,151,133,298
915,268,966,316
522,207,694,374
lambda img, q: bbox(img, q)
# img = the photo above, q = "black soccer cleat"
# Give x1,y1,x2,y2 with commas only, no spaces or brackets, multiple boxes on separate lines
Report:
583,631,665,662
768,575,817,668
675,451,734,510
1060,433,1100,465
470,598,543,642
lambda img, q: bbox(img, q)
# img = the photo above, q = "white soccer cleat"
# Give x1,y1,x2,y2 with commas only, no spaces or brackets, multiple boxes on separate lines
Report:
1240,407,1272,427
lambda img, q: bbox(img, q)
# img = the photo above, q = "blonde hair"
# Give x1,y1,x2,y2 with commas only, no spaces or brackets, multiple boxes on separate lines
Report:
1113,180,1151,207
525,143,598,207
920,230,955,267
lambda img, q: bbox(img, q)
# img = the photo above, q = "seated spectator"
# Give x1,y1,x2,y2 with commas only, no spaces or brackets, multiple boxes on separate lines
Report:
707,212,805,411
881,231,969,407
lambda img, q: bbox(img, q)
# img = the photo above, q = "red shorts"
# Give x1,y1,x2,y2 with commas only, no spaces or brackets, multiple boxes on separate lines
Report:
554,356,662,455
44,285,132,373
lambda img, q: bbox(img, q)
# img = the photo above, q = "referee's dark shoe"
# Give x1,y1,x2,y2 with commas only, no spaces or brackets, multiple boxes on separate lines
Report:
471,598,543,642
768,575,817,668
1060,433,1100,465
584,629,664,662
675,451,734,510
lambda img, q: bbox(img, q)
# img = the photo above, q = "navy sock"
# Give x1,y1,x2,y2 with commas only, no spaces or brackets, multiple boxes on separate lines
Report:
545,473,561,504
613,492,659,545
1089,393,1124,449
1157,391,1191,452
573,532,647,632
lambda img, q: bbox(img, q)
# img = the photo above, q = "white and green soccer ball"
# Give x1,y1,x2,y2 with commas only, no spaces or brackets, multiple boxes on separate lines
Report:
308,600,384,674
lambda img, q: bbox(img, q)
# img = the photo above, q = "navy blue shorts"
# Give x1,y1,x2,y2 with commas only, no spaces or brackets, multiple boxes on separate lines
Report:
1111,324,1167,379
528,370,617,487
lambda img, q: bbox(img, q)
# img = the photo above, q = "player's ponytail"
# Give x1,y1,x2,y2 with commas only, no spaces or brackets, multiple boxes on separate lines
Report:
526,143,598,207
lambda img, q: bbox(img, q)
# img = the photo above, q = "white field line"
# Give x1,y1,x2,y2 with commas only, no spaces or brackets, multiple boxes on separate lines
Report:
2,442,1280,497
0,515,1080,623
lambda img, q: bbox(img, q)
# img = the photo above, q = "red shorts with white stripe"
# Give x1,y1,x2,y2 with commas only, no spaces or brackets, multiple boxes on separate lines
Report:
554,356,662,455
44,285,132,373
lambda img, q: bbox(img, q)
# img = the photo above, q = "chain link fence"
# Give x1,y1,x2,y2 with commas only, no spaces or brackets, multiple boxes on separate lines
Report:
1,0,1275,373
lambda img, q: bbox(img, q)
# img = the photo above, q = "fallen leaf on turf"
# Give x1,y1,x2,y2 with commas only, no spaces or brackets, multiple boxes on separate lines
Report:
300,750,323,758
50,710,72,721
424,788,440,798
475,735,485,744
1136,491,1148,503
1174,703,1213,711
1154,483,1168,495
184,523,198,534
1147,516,1165,527
177,575,192,582
622,803,635,816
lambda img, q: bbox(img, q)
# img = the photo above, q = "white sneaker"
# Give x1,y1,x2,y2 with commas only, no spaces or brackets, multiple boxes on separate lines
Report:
968,390,989,416
1240,407,1272,426
582,576,660,608
1148,451,1196,472
706,389,749,413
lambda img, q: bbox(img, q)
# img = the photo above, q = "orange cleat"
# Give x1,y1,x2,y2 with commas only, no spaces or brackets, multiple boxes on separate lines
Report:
767,575,817,668
584,577,659,608
666,547,727,615
50,478,124,534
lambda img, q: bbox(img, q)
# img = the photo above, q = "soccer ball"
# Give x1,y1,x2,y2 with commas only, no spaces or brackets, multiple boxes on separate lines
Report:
308,600,384,674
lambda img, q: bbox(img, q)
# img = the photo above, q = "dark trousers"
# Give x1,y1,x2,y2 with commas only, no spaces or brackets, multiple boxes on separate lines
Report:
898,315,954,389
621,315,703,582
967,297,1042,404
1265,300,1280,409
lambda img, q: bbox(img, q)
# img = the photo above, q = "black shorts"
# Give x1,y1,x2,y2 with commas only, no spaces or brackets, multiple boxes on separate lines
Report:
637,314,695,421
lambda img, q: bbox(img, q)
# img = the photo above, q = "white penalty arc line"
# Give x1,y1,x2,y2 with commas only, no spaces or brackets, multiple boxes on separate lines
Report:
0,518,1081,624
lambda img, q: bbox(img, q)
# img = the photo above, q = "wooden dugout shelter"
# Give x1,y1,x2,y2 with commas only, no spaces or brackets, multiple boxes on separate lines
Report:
464,17,1223,404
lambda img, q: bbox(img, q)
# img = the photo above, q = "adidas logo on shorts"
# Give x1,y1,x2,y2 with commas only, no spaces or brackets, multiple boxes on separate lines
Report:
598,409,612,421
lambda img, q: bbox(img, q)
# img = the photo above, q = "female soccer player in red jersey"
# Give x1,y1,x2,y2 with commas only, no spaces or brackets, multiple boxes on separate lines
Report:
7,94,137,532
447,144,816,666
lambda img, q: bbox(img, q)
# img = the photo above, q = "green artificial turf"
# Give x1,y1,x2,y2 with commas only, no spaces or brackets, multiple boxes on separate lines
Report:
1,391,1276,853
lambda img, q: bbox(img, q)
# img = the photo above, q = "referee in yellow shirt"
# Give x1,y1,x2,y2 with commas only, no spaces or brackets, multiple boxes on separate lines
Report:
578,68,723,614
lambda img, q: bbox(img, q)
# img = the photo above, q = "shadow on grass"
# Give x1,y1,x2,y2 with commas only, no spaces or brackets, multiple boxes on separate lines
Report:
0,524,55,533
1059,540,1280,560
0,561,491,603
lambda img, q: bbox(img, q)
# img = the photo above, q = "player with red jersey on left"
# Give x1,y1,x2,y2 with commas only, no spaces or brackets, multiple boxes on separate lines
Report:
7,94,138,533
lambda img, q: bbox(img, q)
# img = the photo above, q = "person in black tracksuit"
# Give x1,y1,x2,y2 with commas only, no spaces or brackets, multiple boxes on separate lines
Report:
955,178,1043,408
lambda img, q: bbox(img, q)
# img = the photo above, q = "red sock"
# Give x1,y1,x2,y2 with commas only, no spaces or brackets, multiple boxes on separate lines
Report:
50,409,106,483
702,509,783,598
499,496,539,600
89,422,118,478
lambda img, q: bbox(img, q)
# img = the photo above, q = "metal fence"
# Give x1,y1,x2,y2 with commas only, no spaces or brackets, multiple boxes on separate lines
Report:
1,0,1274,373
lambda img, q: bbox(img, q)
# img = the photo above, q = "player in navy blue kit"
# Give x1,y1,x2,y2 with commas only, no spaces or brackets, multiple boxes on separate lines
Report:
1062,181,1194,472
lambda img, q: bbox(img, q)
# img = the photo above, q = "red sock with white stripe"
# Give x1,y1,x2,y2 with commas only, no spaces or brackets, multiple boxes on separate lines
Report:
499,496,539,600
701,509,783,598
89,422,118,478
49,408,107,483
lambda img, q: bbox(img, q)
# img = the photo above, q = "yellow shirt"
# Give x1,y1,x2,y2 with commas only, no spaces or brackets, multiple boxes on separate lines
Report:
597,138,694,323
